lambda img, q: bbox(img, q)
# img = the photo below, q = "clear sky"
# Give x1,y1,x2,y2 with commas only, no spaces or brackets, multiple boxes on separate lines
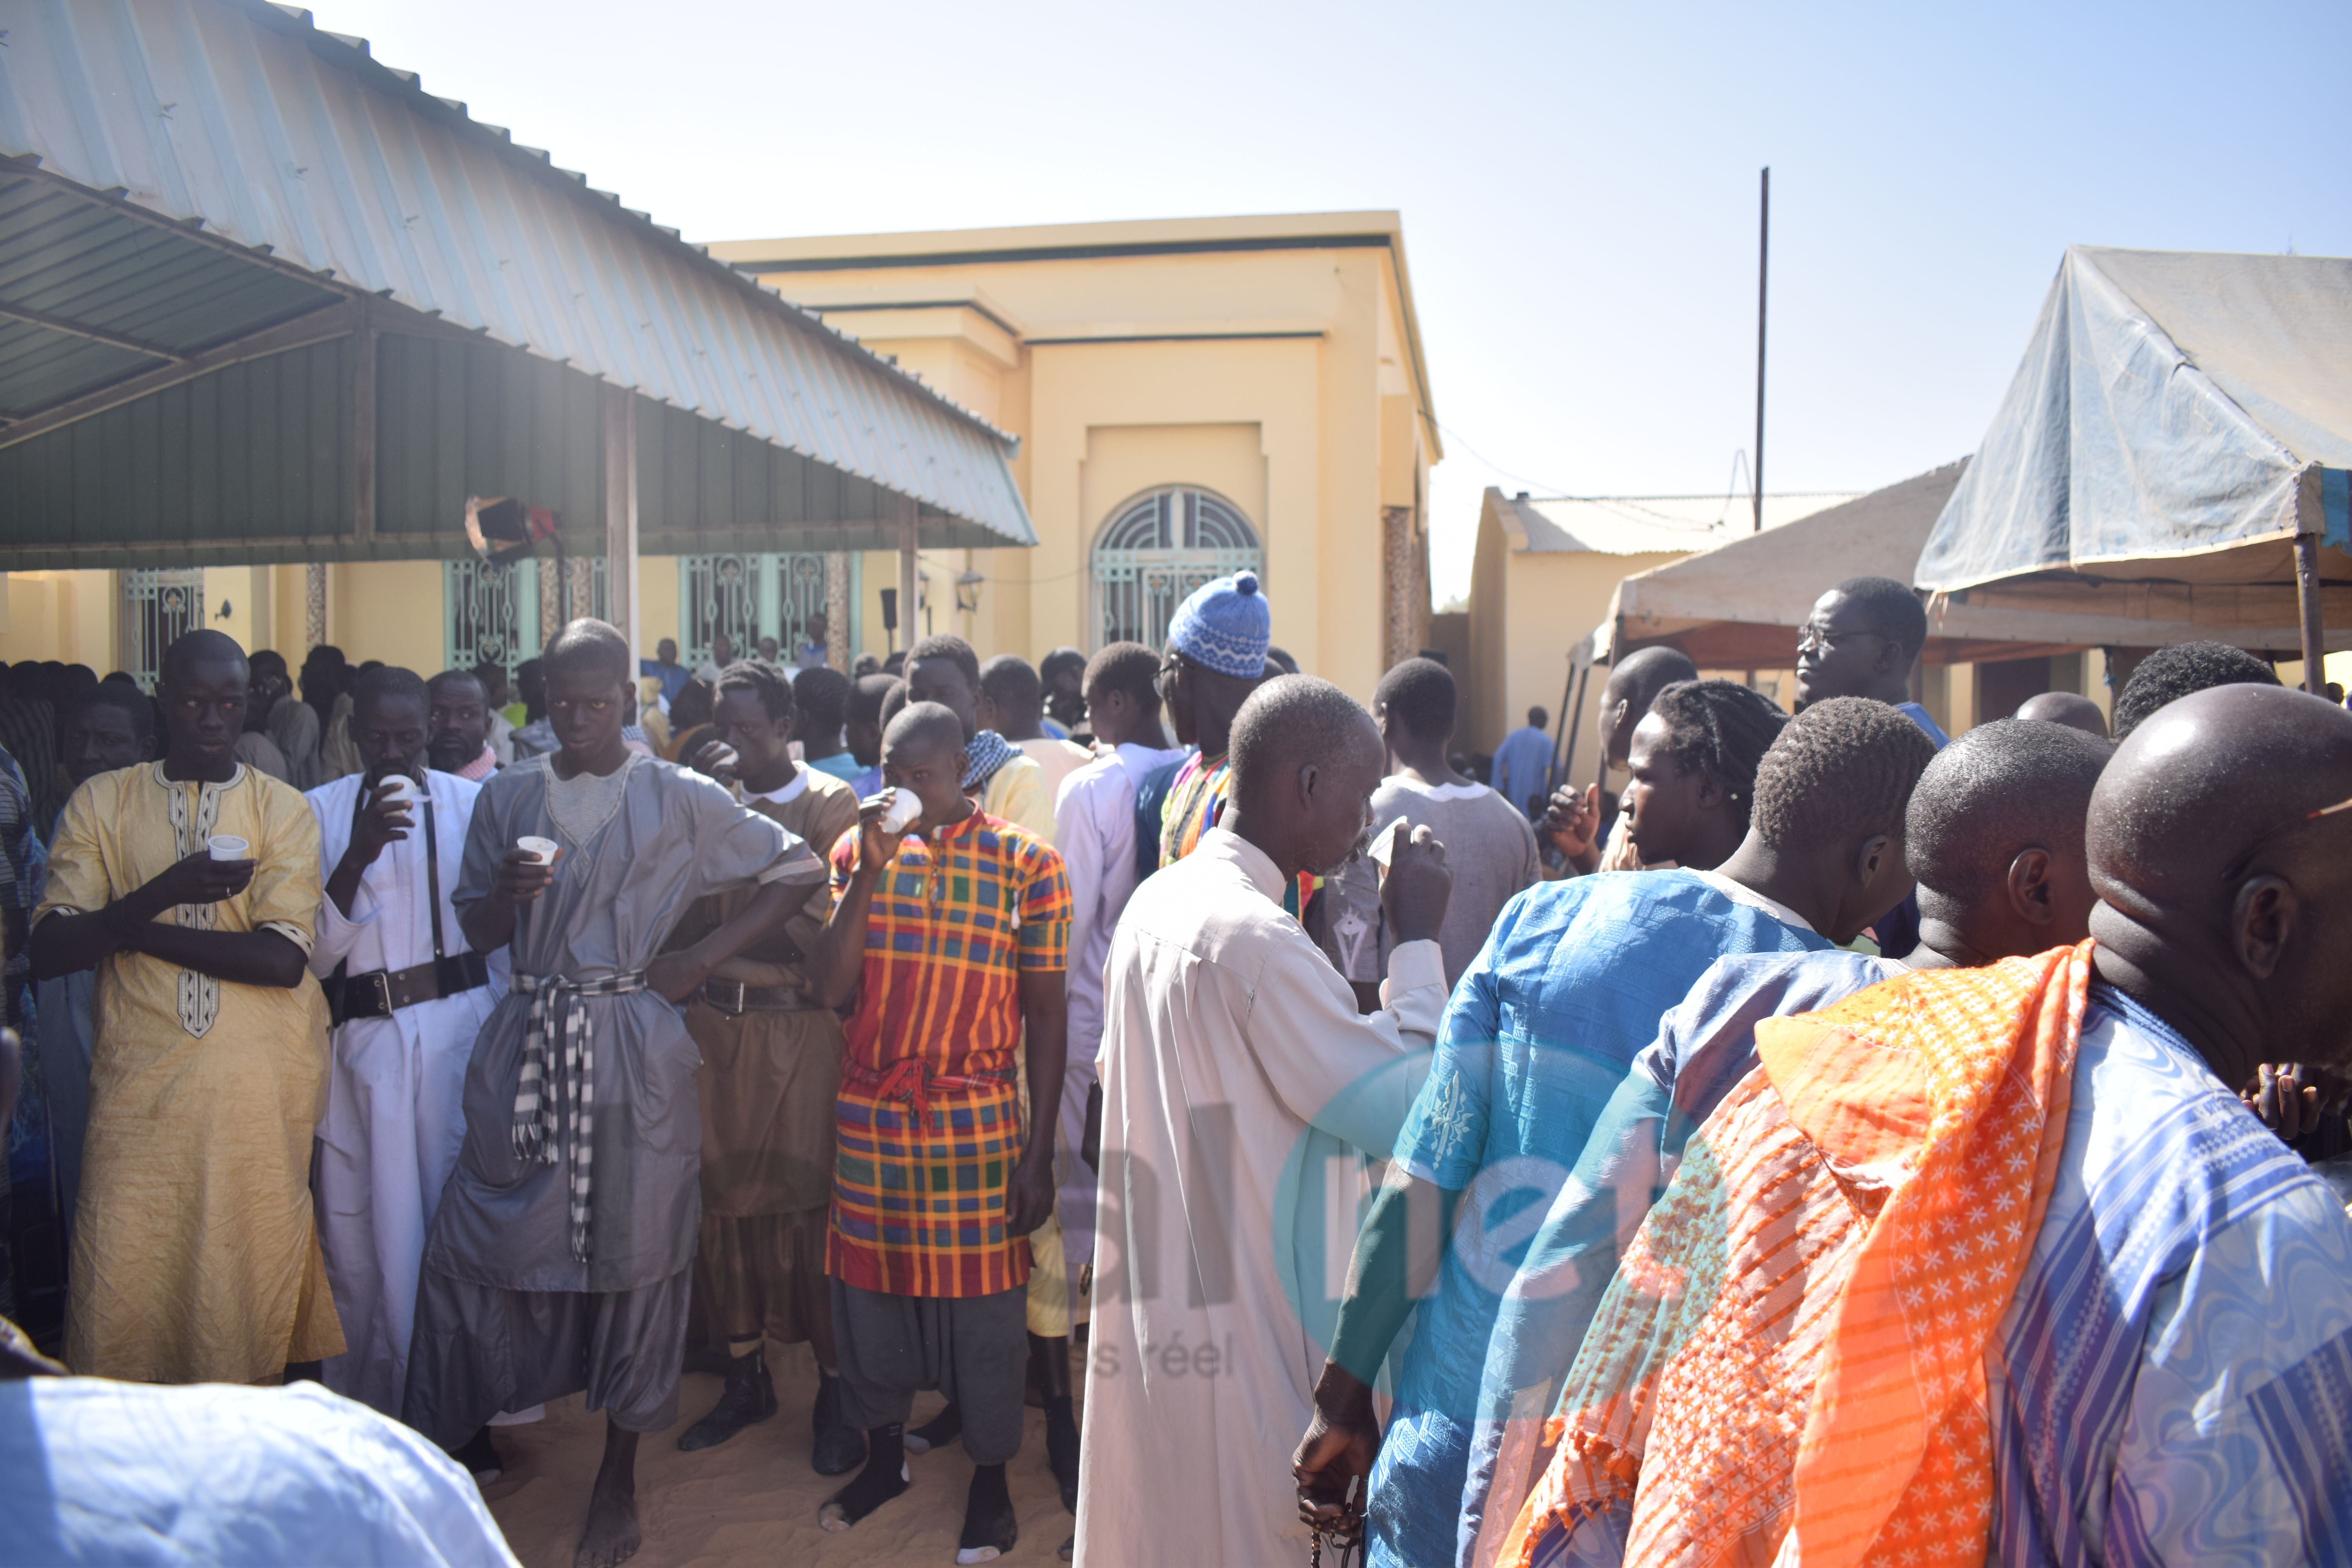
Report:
316,0,2352,603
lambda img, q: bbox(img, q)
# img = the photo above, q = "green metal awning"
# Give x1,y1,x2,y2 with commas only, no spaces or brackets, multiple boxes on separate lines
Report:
0,0,1032,570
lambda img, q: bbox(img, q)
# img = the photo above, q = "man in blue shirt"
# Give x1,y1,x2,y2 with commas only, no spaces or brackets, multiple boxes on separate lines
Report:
1460,715,2110,1563
639,638,691,711
1293,688,1932,1568
1490,706,1555,818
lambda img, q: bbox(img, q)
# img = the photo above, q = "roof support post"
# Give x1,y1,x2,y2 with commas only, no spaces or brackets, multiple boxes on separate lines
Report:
351,299,376,543
2295,528,2327,693
897,494,920,655
604,385,640,659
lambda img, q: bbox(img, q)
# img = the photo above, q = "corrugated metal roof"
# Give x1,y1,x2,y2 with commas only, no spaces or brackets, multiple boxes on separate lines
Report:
0,172,339,416
0,0,1032,546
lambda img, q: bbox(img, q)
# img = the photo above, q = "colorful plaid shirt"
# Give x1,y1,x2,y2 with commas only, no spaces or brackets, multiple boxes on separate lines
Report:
826,810,1071,1298
1159,751,1316,918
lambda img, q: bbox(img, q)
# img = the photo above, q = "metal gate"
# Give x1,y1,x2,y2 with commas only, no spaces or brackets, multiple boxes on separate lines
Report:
445,556,611,678
121,569,206,692
680,553,830,668
1089,487,1262,652
444,558,538,678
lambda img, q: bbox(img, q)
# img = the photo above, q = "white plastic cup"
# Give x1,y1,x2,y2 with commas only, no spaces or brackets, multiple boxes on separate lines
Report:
1366,815,1412,869
879,790,922,834
375,774,417,807
517,836,559,866
207,835,249,861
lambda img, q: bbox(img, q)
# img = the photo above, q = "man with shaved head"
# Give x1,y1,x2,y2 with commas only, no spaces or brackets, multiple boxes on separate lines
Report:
1489,716,2108,1563
1977,682,2352,1558
1501,685,2352,1565
1308,694,1928,1568
1540,644,1697,874
2014,687,2109,738
1075,675,1455,1567
403,620,824,1567
31,628,342,1386
804,699,1071,1561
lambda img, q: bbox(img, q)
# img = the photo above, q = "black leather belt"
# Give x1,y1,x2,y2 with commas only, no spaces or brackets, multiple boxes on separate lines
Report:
334,952,492,1024
327,782,492,1026
698,976,815,1015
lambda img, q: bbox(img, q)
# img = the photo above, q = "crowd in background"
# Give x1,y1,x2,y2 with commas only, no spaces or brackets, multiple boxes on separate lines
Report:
0,566,2349,1568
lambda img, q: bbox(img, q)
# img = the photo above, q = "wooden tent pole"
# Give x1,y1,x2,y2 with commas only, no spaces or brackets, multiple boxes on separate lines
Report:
2296,530,2327,693
1557,661,1591,799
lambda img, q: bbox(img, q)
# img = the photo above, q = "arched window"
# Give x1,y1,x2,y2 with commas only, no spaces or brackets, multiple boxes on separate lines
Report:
1089,487,1262,651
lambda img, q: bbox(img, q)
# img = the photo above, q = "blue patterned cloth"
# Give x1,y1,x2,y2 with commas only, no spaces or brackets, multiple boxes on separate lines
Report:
1457,948,1903,1564
1365,871,1831,1568
1989,985,2352,1563
958,728,1018,793
1165,570,1270,680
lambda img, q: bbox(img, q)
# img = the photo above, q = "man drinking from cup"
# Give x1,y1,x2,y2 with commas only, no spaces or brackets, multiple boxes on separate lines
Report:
29,628,343,1387
304,665,505,1419
402,619,826,1568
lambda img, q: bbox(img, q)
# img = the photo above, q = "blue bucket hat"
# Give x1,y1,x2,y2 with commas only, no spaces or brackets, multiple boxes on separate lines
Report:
1167,570,1270,680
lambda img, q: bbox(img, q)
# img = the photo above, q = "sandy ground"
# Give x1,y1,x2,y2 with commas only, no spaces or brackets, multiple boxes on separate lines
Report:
482,1343,1075,1568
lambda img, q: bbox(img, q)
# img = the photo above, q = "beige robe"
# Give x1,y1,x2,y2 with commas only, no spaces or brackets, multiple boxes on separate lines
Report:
38,762,342,1384
1073,827,1448,1567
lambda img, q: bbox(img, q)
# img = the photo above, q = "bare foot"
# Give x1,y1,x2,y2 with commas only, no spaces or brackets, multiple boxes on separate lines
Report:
574,1477,641,1568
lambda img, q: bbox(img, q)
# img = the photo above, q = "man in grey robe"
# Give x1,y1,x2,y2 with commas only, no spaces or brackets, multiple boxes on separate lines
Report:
402,621,825,1568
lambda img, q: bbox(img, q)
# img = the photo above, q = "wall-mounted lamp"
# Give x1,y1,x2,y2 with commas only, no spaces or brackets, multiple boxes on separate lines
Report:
954,569,984,615
216,600,234,620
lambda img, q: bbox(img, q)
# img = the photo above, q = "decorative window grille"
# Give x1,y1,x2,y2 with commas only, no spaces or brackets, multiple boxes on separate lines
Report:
445,556,610,679
445,558,537,679
121,569,206,693
1089,487,1262,652
680,552,832,668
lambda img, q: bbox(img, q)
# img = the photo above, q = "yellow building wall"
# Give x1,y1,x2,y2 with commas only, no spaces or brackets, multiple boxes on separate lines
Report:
1462,504,1688,785
4,227,1436,698
1500,550,1685,793
639,555,681,655
754,232,1426,704
329,561,445,677
0,571,119,671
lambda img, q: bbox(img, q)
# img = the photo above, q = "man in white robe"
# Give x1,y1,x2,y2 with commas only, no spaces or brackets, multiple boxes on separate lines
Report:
1050,641,1185,1281
1074,675,1454,1568
307,668,504,1417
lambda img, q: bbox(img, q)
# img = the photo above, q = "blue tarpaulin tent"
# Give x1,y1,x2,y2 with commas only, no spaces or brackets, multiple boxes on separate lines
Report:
1917,247,2352,670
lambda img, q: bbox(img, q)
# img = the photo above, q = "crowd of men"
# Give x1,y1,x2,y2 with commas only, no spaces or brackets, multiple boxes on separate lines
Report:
0,565,2348,1568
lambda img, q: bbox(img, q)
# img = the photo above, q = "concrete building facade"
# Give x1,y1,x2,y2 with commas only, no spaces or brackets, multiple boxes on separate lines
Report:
709,212,1441,698
3,214,1438,701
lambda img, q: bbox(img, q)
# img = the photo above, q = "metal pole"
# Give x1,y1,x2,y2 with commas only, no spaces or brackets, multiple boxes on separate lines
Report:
1546,665,1576,801
897,495,920,656
1753,166,1769,534
351,298,375,544
2296,530,2327,693
602,386,639,655
1557,661,1591,796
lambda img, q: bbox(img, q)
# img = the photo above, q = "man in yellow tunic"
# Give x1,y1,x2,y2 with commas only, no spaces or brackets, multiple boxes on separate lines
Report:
31,629,341,1385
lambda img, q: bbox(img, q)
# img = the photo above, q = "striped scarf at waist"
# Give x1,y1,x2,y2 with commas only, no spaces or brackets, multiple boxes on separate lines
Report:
512,969,650,1262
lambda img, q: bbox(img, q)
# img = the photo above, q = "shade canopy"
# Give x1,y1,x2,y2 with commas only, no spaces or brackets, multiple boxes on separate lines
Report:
1593,461,2085,667
1915,246,2352,653
0,0,1033,567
